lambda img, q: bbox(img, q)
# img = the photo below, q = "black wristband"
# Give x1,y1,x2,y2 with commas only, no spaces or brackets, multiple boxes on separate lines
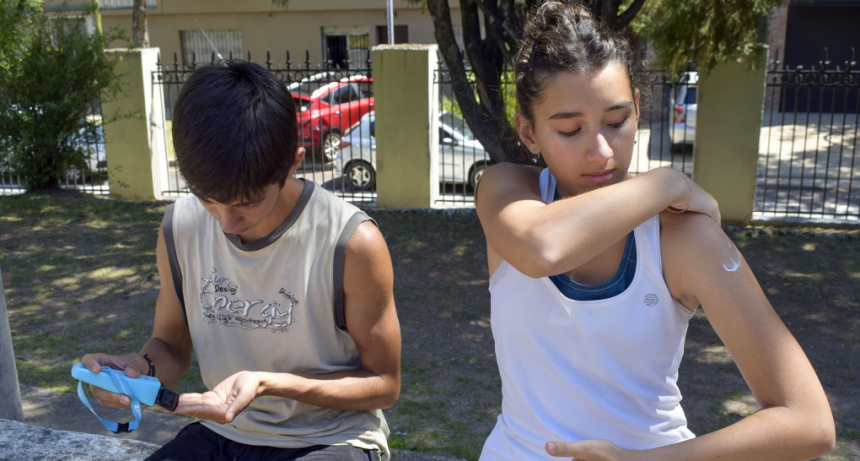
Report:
143,354,156,377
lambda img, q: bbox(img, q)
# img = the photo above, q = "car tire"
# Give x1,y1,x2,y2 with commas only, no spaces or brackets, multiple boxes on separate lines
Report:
469,162,489,191
345,160,375,191
670,143,694,154
321,132,342,163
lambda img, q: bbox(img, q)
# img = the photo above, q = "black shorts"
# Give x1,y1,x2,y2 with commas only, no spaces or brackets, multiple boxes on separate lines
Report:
145,422,379,461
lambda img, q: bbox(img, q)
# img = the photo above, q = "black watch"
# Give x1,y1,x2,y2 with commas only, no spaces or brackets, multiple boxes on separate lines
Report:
143,354,156,377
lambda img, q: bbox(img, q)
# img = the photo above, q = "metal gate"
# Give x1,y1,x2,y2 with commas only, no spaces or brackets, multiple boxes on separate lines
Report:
0,98,109,196
756,49,859,221
152,50,376,204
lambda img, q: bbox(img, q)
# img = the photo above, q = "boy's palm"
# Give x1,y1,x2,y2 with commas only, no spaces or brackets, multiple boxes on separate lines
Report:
173,371,261,424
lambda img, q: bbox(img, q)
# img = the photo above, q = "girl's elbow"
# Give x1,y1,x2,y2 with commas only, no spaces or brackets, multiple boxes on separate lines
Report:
810,417,836,456
517,233,565,278
795,402,836,457
516,249,559,279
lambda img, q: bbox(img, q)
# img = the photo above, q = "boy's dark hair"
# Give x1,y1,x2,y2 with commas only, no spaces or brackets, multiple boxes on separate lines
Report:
172,60,298,204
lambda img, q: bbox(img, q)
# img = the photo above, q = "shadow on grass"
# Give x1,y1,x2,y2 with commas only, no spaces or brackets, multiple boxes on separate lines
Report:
0,192,206,395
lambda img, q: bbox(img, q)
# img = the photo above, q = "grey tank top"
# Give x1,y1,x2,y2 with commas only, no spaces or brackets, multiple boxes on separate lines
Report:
163,180,390,459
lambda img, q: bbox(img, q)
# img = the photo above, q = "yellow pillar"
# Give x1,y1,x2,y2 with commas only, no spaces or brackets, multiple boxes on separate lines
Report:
102,48,169,201
373,44,439,208
693,48,768,224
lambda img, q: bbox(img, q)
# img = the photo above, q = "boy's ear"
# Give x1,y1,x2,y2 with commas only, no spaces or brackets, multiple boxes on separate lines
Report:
288,147,306,177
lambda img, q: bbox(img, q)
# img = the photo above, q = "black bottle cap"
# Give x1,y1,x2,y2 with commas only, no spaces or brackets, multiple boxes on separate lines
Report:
156,386,180,412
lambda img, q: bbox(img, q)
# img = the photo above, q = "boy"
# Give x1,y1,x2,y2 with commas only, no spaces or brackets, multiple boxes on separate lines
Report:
81,61,400,461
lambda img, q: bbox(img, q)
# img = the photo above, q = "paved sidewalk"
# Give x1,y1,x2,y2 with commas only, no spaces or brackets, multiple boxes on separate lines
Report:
16,385,463,461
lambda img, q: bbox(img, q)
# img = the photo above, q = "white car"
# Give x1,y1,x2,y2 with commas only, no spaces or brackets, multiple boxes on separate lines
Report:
336,111,491,191
669,71,698,151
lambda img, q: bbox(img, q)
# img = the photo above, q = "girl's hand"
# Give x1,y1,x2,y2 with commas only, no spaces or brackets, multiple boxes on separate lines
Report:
546,439,632,461
664,169,721,225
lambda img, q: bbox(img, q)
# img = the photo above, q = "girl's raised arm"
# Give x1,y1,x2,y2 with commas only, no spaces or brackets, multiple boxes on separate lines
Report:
476,163,719,278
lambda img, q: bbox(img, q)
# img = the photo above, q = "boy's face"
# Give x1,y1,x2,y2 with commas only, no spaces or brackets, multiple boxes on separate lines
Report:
198,183,283,238
195,147,306,240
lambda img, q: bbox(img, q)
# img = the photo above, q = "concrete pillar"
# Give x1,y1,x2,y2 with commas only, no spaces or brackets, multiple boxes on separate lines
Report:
0,266,24,422
373,44,439,208
102,48,169,201
693,48,768,224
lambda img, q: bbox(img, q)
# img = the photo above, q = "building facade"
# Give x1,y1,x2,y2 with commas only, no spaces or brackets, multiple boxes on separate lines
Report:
57,0,466,67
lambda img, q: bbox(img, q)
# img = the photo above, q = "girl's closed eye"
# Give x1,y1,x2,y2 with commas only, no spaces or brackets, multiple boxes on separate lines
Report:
608,118,628,129
559,128,581,137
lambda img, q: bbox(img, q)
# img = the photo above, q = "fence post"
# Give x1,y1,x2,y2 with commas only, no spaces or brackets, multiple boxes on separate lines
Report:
692,47,768,224
0,265,24,422
373,44,439,208
102,48,169,201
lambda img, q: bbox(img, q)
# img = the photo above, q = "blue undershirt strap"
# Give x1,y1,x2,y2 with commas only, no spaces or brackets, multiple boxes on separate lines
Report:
549,185,638,301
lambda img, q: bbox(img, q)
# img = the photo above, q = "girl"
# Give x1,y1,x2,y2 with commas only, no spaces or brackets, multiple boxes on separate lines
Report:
475,3,834,461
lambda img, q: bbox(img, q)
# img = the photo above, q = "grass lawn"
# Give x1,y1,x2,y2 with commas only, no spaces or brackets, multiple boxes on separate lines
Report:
1,191,858,460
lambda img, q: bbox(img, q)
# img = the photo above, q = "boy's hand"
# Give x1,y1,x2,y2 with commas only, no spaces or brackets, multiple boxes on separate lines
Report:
80,352,150,408
173,371,261,424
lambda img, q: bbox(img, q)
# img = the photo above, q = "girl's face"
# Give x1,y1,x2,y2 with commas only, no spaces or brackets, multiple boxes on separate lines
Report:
516,62,639,198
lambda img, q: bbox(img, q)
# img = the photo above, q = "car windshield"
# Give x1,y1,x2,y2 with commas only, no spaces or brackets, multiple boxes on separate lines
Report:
440,112,475,141
293,98,312,112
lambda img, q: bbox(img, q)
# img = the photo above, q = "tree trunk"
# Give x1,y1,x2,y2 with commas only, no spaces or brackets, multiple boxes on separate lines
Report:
428,0,512,163
427,0,632,164
132,0,148,48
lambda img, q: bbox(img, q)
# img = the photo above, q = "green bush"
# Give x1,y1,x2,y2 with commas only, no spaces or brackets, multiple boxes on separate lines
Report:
0,1,124,191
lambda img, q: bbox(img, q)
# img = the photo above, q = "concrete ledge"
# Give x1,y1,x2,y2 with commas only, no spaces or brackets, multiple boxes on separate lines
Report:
18,385,464,460
0,419,160,460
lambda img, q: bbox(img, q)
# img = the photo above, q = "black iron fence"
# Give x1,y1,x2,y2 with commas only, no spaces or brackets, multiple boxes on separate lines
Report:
757,48,859,221
4,45,855,223
631,71,697,176
153,50,376,204
0,98,109,196
433,63,498,206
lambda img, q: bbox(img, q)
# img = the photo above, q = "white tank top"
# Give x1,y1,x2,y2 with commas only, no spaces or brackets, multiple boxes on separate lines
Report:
164,180,390,459
480,169,695,460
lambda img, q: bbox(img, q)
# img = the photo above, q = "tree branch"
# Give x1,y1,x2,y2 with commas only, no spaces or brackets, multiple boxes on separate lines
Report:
618,0,647,30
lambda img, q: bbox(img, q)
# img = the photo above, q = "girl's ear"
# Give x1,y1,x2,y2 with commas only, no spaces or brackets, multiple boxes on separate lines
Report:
515,112,540,155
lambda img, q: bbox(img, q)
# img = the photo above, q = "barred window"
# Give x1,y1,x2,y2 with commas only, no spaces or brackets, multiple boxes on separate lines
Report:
322,26,371,69
179,30,243,66
99,0,156,9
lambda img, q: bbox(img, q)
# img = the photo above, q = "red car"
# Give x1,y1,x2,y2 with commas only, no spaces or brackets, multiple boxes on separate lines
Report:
293,76,374,162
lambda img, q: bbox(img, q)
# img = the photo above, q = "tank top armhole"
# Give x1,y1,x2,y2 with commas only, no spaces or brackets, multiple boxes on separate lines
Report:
162,204,188,326
489,259,511,289
651,214,696,318
333,211,376,331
